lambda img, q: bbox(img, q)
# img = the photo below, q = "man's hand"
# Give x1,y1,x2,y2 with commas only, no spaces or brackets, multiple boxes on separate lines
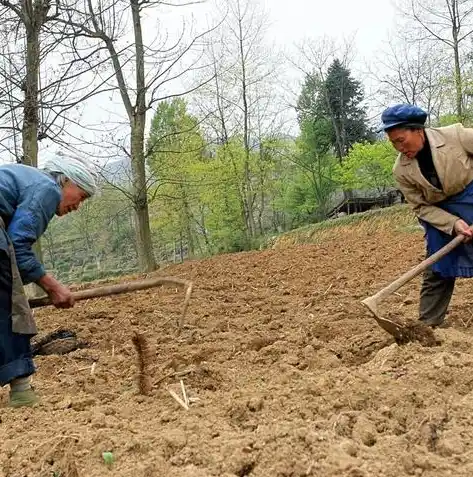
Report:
37,274,75,309
454,219,473,242
48,283,75,308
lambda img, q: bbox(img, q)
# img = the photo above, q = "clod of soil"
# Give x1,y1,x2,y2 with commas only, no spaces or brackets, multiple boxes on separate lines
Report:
395,321,439,347
31,328,85,356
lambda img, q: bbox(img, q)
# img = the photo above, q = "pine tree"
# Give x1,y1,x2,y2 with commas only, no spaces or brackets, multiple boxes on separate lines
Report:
297,59,372,163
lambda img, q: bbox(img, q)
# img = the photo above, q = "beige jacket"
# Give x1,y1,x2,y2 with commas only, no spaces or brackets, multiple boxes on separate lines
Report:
393,123,473,234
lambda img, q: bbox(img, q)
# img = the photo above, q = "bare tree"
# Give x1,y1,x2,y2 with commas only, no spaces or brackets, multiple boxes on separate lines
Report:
0,1,115,162
368,36,449,122
51,0,216,271
194,0,281,244
400,0,473,119
0,0,54,166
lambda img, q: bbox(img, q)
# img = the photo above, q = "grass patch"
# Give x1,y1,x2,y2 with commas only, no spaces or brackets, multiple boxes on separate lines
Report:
265,205,420,249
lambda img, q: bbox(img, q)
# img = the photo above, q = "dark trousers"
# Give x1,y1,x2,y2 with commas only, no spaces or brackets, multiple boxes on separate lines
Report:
0,245,35,386
419,266,456,326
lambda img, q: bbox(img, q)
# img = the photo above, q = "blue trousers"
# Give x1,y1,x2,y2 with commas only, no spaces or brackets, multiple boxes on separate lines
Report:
0,229,35,386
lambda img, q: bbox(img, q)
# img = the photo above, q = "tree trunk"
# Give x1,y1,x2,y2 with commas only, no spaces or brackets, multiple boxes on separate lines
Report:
179,231,184,263
237,0,256,242
198,206,212,253
257,145,265,235
450,0,463,120
22,27,40,167
130,122,156,272
129,0,156,272
182,192,195,258
321,81,344,163
453,40,463,120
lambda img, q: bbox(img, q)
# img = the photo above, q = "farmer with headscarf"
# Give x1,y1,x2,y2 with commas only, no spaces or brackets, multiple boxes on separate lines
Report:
378,104,473,328
0,153,97,407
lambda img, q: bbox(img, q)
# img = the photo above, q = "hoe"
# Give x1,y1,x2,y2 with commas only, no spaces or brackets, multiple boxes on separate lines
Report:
362,234,466,342
28,276,193,355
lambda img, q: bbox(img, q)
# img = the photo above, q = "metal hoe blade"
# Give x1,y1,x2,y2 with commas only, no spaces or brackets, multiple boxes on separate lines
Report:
361,296,407,341
361,232,469,341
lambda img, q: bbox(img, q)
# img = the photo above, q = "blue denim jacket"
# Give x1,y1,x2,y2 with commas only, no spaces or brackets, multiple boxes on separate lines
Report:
0,164,61,284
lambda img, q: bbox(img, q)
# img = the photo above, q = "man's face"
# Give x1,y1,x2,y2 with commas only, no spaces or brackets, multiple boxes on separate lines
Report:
57,180,88,216
387,128,425,159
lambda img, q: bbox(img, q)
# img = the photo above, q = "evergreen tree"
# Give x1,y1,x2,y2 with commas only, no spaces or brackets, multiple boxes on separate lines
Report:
297,59,373,163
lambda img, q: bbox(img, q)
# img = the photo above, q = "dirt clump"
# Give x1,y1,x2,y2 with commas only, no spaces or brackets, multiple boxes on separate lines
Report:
395,320,439,347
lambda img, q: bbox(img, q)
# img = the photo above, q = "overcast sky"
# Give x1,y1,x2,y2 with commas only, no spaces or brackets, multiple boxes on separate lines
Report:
265,0,399,121
266,0,396,56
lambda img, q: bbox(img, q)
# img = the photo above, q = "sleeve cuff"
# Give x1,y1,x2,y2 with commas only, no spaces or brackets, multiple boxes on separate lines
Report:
22,265,46,285
445,217,459,236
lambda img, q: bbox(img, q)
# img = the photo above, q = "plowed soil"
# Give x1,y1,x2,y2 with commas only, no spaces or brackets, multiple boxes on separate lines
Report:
3,223,473,477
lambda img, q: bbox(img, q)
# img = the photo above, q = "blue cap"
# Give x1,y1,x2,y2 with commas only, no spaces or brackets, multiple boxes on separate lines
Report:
377,104,428,132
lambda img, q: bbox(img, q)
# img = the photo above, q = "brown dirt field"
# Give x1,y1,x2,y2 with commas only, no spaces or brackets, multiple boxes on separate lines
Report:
3,224,473,477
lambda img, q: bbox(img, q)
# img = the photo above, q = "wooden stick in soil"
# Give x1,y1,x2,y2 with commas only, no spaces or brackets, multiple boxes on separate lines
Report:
168,388,189,411
177,281,194,333
132,332,152,395
180,379,189,407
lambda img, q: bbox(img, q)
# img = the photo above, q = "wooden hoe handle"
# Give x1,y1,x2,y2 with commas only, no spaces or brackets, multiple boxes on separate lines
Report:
28,276,193,309
363,233,465,307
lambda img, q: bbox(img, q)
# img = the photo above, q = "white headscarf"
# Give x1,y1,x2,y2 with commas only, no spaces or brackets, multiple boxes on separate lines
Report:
42,153,98,197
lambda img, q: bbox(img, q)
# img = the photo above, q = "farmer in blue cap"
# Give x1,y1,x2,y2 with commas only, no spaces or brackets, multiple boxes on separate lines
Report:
379,104,473,328
0,153,98,407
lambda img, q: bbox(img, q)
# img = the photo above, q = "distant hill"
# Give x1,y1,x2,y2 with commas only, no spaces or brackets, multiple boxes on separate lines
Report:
98,157,132,184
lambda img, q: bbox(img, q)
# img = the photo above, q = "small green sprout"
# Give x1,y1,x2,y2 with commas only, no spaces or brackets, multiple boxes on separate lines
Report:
102,451,114,468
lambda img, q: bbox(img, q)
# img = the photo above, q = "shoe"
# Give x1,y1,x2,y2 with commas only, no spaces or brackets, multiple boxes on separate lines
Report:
432,321,450,329
419,317,449,329
8,388,39,408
